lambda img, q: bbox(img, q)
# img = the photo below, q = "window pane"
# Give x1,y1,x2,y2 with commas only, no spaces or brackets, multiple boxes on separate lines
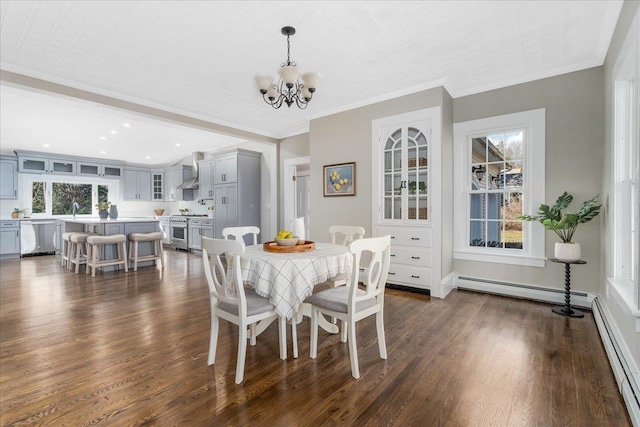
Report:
471,164,487,189
503,221,523,249
502,192,523,220
487,221,502,247
52,183,92,215
470,220,485,246
32,182,46,214
470,193,485,219
98,185,109,204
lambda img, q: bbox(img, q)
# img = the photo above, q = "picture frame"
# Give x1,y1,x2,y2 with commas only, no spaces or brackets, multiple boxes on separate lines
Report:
323,162,356,197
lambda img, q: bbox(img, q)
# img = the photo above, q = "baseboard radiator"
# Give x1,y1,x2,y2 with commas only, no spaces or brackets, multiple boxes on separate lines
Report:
456,276,592,308
592,297,640,427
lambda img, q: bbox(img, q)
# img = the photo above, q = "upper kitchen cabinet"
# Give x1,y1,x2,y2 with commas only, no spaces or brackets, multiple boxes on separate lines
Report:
0,156,18,199
77,162,123,179
198,159,215,199
151,171,164,201
123,168,152,201
214,152,239,184
164,165,194,202
18,155,75,175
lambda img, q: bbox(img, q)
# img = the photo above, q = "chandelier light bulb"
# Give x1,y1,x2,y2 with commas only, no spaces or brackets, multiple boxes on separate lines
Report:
256,26,319,109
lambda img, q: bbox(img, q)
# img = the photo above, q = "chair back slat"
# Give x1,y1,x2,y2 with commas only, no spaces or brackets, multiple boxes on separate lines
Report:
202,237,246,309
222,226,260,247
329,225,365,246
348,235,391,303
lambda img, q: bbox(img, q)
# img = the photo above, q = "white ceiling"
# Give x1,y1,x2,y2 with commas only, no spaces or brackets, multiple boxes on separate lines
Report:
0,1,624,165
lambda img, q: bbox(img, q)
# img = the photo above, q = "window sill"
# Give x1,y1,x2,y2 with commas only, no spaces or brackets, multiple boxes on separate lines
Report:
454,250,545,267
607,278,640,320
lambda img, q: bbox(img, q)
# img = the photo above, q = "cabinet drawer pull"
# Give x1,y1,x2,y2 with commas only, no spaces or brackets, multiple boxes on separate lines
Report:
411,237,420,240
390,236,395,239
411,275,420,278
388,272,396,275
411,256,420,259
390,254,396,257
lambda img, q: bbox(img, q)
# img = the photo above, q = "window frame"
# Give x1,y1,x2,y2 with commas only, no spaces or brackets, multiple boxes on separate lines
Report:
23,174,119,218
608,9,640,315
453,109,546,267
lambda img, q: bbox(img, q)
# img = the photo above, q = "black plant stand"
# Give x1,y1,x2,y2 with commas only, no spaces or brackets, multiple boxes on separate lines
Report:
549,258,586,318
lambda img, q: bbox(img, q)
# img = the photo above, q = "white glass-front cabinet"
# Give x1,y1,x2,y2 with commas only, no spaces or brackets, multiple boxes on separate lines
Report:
372,107,447,298
381,125,430,223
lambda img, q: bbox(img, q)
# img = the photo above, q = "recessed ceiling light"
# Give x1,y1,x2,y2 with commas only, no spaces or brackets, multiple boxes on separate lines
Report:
43,144,50,147
110,130,117,134
100,136,106,140
145,156,151,159
175,143,181,147
101,151,107,154
123,123,130,128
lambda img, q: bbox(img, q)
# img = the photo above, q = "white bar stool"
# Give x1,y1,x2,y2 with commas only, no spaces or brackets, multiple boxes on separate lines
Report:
128,232,164,271
86,234,129,277
68,233,90,273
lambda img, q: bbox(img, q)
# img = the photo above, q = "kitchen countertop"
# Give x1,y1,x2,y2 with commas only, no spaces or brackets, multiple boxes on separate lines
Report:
58,217,159,224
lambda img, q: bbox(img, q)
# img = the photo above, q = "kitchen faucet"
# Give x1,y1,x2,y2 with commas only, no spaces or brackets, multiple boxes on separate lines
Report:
72,202,79,217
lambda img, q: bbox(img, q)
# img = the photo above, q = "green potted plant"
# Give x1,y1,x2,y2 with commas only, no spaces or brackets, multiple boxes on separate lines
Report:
520,191,601,261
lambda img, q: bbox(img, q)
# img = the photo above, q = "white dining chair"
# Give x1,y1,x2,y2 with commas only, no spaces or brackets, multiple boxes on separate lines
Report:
307,235,391,379
326,225,366,335
222,226,260,247
202,237,286,384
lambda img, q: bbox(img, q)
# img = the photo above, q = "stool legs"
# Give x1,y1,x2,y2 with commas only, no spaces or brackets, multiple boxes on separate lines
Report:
86,240,128,277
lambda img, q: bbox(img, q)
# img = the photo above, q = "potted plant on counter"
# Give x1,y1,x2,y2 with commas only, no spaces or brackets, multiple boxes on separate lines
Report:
11,208,24,219
520,191,601,261
95,201,111,219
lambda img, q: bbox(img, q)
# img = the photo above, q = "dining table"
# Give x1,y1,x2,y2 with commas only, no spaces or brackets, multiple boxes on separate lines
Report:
239,242,353,331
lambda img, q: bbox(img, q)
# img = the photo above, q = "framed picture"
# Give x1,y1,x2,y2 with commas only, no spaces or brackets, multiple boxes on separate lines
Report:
323,162,356,197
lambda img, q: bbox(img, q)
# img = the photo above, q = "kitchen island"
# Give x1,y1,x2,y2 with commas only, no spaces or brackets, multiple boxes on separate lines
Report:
60,218,161,271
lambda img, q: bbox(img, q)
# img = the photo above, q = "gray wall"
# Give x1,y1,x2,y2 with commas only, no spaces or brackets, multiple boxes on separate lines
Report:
453,67,605,293
309,87,446,243
601,0,640,375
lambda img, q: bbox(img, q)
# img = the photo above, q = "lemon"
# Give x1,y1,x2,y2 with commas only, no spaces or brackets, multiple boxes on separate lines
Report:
335,183,341,190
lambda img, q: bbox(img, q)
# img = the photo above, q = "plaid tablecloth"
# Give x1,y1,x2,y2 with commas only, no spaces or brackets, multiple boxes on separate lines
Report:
240,243,353,319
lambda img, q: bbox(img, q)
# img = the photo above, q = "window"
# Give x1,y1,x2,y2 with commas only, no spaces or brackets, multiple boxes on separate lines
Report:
454,109,545,267
610,10,639,313
25,175,115,217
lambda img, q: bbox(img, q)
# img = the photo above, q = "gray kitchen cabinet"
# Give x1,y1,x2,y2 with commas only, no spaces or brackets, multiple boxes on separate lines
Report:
0,220,20,258
0,157,18,199
159,217,171,245
19,156,76,175
164,165,193,201
123,169,152,201
198,159,215,199
188,218,214,250
211,148,261,240
213,153,238,184
77,162,123,179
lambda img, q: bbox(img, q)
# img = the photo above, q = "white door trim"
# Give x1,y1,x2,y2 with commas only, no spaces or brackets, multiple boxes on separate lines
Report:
283,156,310,232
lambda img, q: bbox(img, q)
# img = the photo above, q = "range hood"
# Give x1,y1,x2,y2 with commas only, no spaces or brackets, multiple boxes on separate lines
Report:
177,152,204,190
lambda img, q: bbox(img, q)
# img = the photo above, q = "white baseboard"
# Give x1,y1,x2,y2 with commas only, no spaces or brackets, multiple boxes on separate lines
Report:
456,276,595,308
440,271,455,298
592,297,640,427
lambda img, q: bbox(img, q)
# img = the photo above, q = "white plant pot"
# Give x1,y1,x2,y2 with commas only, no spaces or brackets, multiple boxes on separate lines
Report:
554,242,581,262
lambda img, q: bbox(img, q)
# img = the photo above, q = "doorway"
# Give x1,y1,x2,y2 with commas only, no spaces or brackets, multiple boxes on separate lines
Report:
283,156,310,239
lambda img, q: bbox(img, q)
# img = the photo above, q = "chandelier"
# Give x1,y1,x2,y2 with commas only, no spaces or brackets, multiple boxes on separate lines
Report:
255,26,321,109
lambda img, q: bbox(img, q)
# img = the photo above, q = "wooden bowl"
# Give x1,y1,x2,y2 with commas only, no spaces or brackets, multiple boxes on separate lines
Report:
275,237,298,246
154,209,165,216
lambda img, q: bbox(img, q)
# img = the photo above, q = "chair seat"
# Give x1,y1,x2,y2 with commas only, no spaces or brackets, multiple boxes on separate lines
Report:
306,287,377,314
88,234,126,244
217,288,276,316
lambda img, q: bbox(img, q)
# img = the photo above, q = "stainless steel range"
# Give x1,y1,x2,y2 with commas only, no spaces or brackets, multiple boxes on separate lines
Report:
169,216,188,250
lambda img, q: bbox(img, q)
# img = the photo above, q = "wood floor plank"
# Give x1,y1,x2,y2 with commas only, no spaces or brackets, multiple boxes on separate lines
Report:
0,252,631,426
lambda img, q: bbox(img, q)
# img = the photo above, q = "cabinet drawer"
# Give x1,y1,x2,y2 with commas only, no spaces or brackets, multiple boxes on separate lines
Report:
188,219,202,226
202,219,213,226
0,220,19,228
376,226,432,247
386,264,432,288
389,246,432,267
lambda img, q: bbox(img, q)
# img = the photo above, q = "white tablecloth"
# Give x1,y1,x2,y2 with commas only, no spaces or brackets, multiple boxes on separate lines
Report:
240,243,353,319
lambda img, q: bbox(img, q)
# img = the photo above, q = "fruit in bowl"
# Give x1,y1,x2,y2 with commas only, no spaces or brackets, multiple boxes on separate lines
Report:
275,229,298,246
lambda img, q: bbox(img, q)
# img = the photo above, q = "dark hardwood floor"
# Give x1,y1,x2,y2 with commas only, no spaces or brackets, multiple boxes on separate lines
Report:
0,251,630,426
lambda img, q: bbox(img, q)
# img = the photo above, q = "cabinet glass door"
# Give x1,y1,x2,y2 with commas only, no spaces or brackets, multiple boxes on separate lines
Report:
380,123,430,223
